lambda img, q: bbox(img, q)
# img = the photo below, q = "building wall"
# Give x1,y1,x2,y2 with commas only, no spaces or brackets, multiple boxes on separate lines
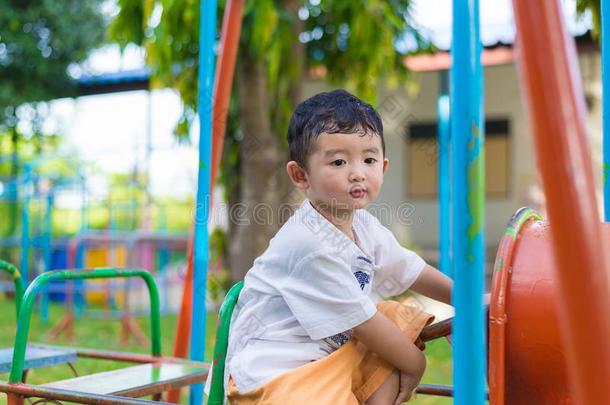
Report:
302,51,603,259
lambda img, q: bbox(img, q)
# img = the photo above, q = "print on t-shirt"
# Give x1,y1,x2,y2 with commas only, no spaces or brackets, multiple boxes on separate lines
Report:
320,254,376,354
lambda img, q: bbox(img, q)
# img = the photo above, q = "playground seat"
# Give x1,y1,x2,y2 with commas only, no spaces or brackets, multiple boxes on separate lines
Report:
0,345,77,374
206,280,456,402
41,362,207,397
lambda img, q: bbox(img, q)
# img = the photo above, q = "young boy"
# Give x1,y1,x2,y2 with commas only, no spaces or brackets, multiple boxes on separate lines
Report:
223,89,453,404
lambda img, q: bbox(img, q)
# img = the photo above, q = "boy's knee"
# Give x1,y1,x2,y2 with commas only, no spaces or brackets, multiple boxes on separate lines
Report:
375,300,402,315
376,300,415,326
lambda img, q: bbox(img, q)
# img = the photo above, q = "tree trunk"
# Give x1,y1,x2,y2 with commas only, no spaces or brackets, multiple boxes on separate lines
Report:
228,58,287,282
228,1,305,282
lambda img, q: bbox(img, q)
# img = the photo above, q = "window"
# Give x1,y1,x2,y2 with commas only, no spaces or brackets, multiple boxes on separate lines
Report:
406,119,510,198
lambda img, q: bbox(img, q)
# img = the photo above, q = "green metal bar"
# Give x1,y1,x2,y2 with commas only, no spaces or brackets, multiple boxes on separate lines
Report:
208,281,244,404
0,260,25,319
8,268,161,383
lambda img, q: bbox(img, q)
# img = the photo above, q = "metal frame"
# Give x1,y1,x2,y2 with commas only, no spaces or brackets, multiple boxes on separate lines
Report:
511,1,610,403
450,0,486,403
0,268,208,405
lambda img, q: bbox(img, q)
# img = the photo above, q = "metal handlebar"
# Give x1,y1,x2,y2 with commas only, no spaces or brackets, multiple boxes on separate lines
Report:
8,268,161,383
0,260,25,319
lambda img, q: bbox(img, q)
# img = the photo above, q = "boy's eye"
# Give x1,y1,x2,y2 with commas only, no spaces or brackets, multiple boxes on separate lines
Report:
364,158,377,164
331,159,346,166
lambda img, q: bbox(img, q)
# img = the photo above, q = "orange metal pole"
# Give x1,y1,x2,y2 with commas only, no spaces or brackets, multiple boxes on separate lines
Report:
511,1,610,403
210,0,245,191
166,232,194,403
168,2,244,402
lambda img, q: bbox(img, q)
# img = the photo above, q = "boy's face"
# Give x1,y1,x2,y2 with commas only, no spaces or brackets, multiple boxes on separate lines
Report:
290,132,388,215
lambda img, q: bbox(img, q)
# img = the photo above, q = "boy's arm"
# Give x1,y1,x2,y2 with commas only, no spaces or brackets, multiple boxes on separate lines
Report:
409,264,453,305
410,265,491,307
352,311,426,378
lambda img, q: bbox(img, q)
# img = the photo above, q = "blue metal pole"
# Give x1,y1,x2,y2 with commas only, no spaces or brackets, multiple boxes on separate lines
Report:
450,0,486,404
438,87,451,277
74,239,86,317
190,0,216,403
20,165,31,283
603,0,610,221
40,192,54,323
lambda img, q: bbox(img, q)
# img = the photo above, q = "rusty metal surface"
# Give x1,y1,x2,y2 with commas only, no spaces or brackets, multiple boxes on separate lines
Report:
416,384,489,400
420,318,452,342
72,346,209,368
417,383,453,397
1,382,167,405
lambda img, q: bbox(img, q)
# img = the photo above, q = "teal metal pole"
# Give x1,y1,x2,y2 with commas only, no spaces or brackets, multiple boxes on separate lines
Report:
450,0,486,403
19,165,31,283
190,0,216,403
601,0,610,222
40,192,53,324
8,268,161,383
438,75,451,277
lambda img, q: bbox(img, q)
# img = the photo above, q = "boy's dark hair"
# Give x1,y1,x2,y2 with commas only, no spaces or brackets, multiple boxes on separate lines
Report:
286,89,384,169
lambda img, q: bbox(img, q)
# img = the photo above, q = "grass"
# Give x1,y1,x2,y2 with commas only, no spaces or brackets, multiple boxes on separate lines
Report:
0,295,453,404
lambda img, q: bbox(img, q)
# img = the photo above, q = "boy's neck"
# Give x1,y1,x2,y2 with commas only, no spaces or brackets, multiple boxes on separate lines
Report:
309,200,357,242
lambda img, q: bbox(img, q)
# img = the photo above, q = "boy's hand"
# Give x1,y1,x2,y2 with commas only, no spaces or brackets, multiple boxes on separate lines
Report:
393,371,418,405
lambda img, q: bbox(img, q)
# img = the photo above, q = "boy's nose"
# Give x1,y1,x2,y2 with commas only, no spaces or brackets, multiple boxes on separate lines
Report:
349,166,366,182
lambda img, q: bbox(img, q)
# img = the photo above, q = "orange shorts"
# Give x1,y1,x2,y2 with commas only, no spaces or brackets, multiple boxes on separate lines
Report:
227,300,434,404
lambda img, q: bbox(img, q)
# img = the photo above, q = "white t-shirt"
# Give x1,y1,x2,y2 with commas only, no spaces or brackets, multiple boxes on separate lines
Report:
220,199,426,398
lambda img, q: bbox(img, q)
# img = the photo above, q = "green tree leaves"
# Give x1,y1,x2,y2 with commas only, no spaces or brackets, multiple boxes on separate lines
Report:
0,0,106,116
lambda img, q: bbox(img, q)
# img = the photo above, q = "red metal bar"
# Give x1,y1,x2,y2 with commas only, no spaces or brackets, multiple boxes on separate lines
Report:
167,232,194,403
419,317,452,342
511,1,610,403
210,0,245,191
1,382,167,405
416,384,453,397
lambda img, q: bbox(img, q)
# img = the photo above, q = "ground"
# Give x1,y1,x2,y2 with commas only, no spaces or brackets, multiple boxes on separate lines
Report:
0,295,452,404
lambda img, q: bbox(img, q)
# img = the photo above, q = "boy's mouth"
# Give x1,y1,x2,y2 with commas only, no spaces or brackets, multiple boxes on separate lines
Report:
349,188,366,199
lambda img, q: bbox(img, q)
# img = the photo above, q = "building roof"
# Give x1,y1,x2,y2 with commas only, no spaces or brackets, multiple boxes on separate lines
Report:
77,67,149,96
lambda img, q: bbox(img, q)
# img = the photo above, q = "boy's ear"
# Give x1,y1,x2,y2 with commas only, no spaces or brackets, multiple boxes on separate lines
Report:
286,161,309,190
382,158,389,175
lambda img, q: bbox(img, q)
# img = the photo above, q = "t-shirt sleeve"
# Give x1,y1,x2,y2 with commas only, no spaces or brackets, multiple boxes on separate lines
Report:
373,224,427,298
279,251,377,340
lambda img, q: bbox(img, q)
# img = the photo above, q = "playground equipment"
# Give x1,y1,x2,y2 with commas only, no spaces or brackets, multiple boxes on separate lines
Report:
0,267,208,405
0,260,78,383
47,231,188,344
510,1,610,403
489,208,571,403
205,281,458,403
0,155,87,285
167,1,244,403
